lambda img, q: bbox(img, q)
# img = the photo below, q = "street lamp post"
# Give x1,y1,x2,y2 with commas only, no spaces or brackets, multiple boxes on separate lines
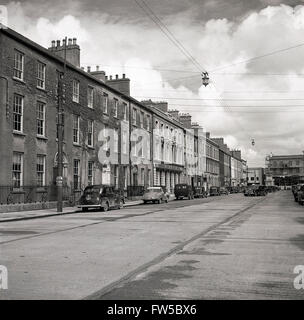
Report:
57,37,67,213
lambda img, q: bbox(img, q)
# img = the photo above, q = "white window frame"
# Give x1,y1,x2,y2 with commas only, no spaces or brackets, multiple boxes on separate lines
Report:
37,61,46,89
103,93,108,114
113,99,118,118
123,103,127,121
36,101,46,137
72,80,80,103
37,155,46,187
13,94,23,133
12,152,23,188
73,115,80,144
13,50,24,80
88,161,94,186
87,120,94,147
88,86,94,108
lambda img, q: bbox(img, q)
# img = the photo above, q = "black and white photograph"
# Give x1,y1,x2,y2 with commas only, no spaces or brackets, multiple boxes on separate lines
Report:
0,0,304,304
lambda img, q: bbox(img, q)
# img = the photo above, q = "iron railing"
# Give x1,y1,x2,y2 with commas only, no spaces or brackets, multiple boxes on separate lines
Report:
0,185,82,206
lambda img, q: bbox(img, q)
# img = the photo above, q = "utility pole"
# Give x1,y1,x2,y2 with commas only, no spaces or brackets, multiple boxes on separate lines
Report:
57,37,67,213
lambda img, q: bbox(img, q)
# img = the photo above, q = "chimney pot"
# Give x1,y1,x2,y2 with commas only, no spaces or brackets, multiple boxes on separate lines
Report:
116,74,119,79
62,39,66,46
56,40,61,47
122,73,126,79
110,75,113,80
96,65,99,71
68,38,72,45
73,38,77,45
51,40,56,48
87,66,91,73
105,76,108,80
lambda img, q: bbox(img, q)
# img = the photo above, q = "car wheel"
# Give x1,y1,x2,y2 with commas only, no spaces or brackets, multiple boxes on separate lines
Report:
82,207,88,212
102,202,109,212
165,198,168,203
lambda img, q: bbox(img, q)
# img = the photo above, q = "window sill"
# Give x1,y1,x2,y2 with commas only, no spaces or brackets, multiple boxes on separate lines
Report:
36,86,46,92
37,135,48,141
13,77,25,84
72,100,80,104
12,188,25,194
73,143,81,147
13,131,26,137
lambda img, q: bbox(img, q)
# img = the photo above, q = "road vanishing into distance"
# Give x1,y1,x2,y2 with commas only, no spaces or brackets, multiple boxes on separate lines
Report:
0,191,303,299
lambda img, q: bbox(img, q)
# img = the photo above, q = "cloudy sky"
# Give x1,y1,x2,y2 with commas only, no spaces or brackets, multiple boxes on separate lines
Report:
2,0,304,166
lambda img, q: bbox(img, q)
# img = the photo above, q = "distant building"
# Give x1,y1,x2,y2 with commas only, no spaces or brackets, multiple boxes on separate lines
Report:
266,154,304,185
247,167,265,185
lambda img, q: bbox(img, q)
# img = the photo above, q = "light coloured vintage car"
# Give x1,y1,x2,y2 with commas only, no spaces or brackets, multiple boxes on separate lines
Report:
143,187,169,204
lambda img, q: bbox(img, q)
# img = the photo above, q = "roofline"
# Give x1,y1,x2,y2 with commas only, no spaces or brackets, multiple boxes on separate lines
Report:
0,27,153,114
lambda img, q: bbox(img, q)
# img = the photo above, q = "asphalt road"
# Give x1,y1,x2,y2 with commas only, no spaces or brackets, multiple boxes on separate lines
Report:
0,191,303,300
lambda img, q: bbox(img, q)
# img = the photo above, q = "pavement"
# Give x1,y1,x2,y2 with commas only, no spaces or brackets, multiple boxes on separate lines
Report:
0,191,303,300
0,195,176,223
0,199,144,223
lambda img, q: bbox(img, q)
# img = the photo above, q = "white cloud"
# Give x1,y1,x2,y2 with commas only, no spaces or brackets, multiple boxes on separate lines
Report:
4,2,304,166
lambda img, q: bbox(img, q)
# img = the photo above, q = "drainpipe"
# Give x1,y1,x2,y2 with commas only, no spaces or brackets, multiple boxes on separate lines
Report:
0,76,9,118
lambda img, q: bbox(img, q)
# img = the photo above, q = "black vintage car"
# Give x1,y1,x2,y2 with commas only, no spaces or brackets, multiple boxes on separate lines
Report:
78,185,124,212
209,186,220,196
255,185,267,196
192,186,206,198
174,184,194,200
219,187,229,195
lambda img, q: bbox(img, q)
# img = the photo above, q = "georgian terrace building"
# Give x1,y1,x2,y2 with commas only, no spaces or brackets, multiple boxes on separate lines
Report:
0,27,153,204
141,101,185,193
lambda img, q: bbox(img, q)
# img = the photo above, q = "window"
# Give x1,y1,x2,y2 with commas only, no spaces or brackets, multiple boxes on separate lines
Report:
88,86,94,108
36,101,45,136
122,130,127,154
146,115,151,131
37,62,46,89
123,103,127,121
124,167,128,189
13,50,24,80
13,94,23,132
103,93,108,113
87,120,93,147
113,99,118,117
12,152,23,188
73,159,80,190
73,115,80,144
37,155,46,187
140,111,144,128
88,161,93,186
114,128,119,153
114,166,119,188
72,80,79,103
132,108,137,125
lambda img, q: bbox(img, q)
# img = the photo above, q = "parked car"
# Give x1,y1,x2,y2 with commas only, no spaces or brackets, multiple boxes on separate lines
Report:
297,185,304,205
219,187,229,195
174,184,194,200
255,185,267,196
293,184,304,202
192,186,206,198
244,185,257,196
209,186,220,196
78,185,124,212
143,187,168,204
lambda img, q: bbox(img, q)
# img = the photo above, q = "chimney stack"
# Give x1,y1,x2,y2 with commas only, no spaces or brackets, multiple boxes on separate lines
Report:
106,74,131,96
96,65,99,72
48,38,81,67
179,113,192,129
87,66,91,73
